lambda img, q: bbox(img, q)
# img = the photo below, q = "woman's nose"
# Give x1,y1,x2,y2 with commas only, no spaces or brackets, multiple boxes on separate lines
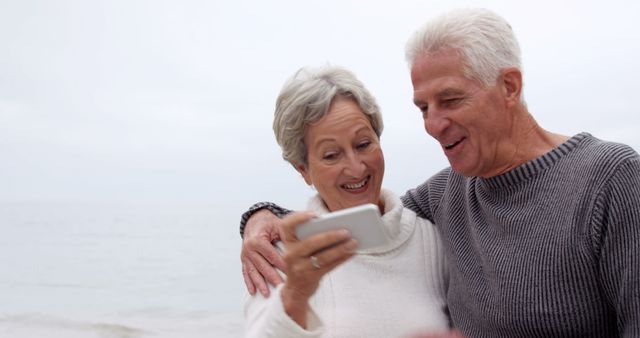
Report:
343,153,366,177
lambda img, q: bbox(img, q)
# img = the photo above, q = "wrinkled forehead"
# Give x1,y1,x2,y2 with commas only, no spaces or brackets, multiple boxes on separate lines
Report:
410,50,466,85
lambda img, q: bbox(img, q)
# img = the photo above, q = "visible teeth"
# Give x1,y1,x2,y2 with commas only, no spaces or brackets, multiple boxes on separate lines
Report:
344,177,368,189
445,139,462,150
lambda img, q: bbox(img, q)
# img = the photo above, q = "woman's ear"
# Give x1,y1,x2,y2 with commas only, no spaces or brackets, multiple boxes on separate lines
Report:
500,67,522,107
295,163,313,186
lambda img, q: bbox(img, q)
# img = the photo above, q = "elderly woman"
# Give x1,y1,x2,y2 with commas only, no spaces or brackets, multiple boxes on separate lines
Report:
244,66,449,337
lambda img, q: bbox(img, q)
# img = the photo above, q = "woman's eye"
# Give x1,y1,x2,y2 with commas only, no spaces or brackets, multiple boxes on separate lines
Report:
323,153,338,160
357,141,371,150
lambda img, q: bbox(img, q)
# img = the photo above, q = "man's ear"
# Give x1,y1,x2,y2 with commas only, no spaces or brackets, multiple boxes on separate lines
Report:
500,67,522,107
295,163,313,186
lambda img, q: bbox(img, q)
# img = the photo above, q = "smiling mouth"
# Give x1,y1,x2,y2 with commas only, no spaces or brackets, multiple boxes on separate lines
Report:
444,138,464,150
342,176,369,190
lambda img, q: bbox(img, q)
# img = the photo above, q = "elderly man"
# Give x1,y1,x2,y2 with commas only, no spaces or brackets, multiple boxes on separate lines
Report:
239,8,640,337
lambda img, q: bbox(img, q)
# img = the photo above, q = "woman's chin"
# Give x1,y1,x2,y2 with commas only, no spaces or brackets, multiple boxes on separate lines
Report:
339,195,380,210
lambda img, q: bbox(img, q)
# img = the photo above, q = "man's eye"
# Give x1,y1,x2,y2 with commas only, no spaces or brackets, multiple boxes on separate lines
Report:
443,98,462,106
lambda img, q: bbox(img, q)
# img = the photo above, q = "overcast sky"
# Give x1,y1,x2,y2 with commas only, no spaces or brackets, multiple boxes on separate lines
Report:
1,0,639,217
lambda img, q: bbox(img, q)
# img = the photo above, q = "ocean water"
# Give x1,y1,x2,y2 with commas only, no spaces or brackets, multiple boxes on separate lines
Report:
0,202,246,337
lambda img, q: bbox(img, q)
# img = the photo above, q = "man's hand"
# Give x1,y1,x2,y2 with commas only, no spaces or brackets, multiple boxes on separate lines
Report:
241,209,287,297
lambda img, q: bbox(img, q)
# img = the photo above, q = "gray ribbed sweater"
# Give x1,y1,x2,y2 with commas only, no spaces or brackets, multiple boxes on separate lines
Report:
402,133,640,337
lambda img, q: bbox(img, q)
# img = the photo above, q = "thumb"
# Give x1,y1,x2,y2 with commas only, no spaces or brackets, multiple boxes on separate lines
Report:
281,211,316,242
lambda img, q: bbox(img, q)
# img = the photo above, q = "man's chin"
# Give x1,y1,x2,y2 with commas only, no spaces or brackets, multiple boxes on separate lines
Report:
449,163,475,177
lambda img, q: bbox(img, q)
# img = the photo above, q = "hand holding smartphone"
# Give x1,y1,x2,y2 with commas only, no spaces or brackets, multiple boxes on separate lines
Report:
295,203,389,251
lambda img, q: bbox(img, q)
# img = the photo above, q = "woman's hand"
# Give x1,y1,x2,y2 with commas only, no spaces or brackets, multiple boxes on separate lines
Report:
279,211,357,328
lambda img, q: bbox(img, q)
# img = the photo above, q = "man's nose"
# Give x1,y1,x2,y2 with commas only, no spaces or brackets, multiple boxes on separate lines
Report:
424,112,450,138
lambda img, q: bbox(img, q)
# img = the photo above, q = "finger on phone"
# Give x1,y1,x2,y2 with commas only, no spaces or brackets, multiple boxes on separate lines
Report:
281,211,316,241
299,229,352,256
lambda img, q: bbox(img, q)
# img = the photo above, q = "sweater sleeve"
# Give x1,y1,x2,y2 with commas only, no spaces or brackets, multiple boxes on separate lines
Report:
401,181,433,221
239,202,293,237
244,283,325,338
401,167,451,223
591,155,640,337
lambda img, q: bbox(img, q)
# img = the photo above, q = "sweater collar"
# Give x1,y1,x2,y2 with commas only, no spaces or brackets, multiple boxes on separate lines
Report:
479,132,590,189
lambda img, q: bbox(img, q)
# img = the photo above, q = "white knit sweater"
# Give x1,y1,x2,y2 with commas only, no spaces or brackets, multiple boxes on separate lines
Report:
244,189,449,338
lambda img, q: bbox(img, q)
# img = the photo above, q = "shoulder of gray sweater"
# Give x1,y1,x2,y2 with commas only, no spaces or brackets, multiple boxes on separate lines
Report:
572,135,639,173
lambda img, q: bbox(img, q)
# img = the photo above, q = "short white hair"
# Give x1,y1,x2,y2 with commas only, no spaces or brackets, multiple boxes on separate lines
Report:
273,65,383,167
405,8,522,88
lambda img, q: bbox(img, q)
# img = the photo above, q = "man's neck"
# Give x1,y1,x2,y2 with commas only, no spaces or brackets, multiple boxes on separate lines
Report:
485,110,569,178
514,111,569,159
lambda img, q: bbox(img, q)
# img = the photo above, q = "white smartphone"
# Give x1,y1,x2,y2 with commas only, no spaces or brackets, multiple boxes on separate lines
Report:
295,203,389,251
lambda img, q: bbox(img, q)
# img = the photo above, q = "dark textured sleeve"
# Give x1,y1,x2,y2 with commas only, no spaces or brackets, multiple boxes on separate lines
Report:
239,202,293,237
401,180,434,221
401,167,451,224
592,155,640,336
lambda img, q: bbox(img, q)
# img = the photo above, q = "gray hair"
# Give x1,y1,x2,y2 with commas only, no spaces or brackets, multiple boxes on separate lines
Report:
273,65,383,167
405,8,523,88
